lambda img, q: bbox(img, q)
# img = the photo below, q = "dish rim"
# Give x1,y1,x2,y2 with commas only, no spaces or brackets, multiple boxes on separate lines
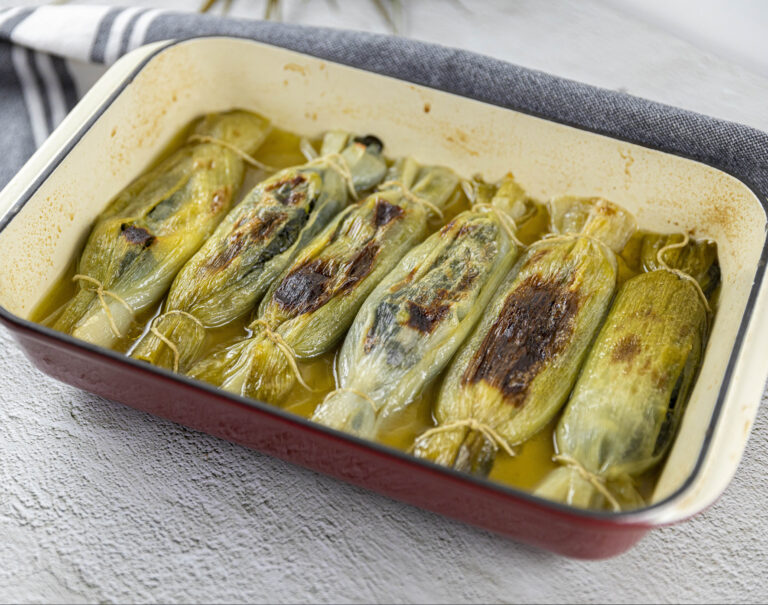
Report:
0,35,766,526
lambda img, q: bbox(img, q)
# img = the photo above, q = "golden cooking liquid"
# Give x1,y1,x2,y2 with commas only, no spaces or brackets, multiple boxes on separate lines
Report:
31,126,664,503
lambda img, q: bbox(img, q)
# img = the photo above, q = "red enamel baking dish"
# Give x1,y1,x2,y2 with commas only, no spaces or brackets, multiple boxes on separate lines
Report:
1,37,767,559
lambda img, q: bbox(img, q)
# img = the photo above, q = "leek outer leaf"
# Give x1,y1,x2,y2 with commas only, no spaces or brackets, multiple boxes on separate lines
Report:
534,234,716,510
131,133,387,371
52,110,272,348
188,158,459,402
413,196,637,476
312,176,534,438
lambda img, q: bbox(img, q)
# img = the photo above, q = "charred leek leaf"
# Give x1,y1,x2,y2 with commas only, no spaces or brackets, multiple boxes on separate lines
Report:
188,158,459,402
413,196,637,476
312,175,534,438
131,132,387,371
51,110,272,348
534,233,717,511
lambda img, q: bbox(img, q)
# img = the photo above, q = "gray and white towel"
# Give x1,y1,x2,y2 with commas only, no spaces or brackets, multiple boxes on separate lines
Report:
1,3,768,203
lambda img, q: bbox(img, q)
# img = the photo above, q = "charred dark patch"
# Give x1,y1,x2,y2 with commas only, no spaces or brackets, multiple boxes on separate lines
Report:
249,213,284,241
273,259,335,315
374,199,404,227
273,240,381,323
206,237,246,271
611,334,641,363
457,222,480,238
405,263,479,336
266,174,308,206
456,266,479,293
388,266,419,294
206,213,284,271
266,174,306,192
353,134,383,153
406,301,450,334
120,224,154,248
461,274,580,407
439,220,457,235
338,242,380,294
284,188,307,207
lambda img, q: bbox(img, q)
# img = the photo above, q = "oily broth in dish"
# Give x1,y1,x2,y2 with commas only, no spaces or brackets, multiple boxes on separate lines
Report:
32,110,718,511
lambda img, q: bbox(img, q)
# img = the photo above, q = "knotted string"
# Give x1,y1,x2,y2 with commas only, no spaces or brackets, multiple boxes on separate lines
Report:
249,319,317,392
656,233,712,313
149,310,205,373
188,134,277,172
298,138,358,201
72,274,133,338
461,178,526,248
308,152,358,201
379,180,445,219
552,453,622,512
415,418,516,458
472,203,525,249
542,232,607,250
321,387,378,415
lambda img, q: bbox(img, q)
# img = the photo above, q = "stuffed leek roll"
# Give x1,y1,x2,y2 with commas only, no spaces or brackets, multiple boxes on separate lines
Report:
52,110,272,348
413,197,637,476
534,233,718,511
188,158,459,402
131,132,387,372
312,175,534,438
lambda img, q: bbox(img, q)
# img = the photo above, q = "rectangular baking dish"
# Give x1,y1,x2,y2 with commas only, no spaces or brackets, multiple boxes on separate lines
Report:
1,37,767,559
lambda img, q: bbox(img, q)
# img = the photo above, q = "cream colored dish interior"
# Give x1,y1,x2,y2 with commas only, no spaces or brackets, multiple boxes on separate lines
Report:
0,38,765,521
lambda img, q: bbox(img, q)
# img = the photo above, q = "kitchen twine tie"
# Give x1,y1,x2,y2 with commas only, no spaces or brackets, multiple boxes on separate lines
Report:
187,134,277,172
552,453,622,512
379,180,445,219
656,233,711,313
320,388,378,415
542,232,607,250
472,203,525,249
461,179,524,248
249,319,317,392
415,419,516,458
72,275,133,338
310,153,358,201
300,137,358,201
149,310,205,373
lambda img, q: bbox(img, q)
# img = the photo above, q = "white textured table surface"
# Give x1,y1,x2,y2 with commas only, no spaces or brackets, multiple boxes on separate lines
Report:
1,1,768,602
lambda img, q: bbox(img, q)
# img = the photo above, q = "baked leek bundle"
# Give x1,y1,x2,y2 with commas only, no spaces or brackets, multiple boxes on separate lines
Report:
312,175,534,438
51,110,272,348
131,132,387,372
534,233,718,511
188,157,459,402
413,196,637,476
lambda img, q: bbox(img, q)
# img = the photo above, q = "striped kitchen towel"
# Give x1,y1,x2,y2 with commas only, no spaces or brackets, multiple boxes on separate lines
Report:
0,5,169,186
2,3,768,200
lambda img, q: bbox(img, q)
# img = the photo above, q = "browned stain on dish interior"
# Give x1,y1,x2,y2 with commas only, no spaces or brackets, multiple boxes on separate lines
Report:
283,62,308,76
31,126,660,504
